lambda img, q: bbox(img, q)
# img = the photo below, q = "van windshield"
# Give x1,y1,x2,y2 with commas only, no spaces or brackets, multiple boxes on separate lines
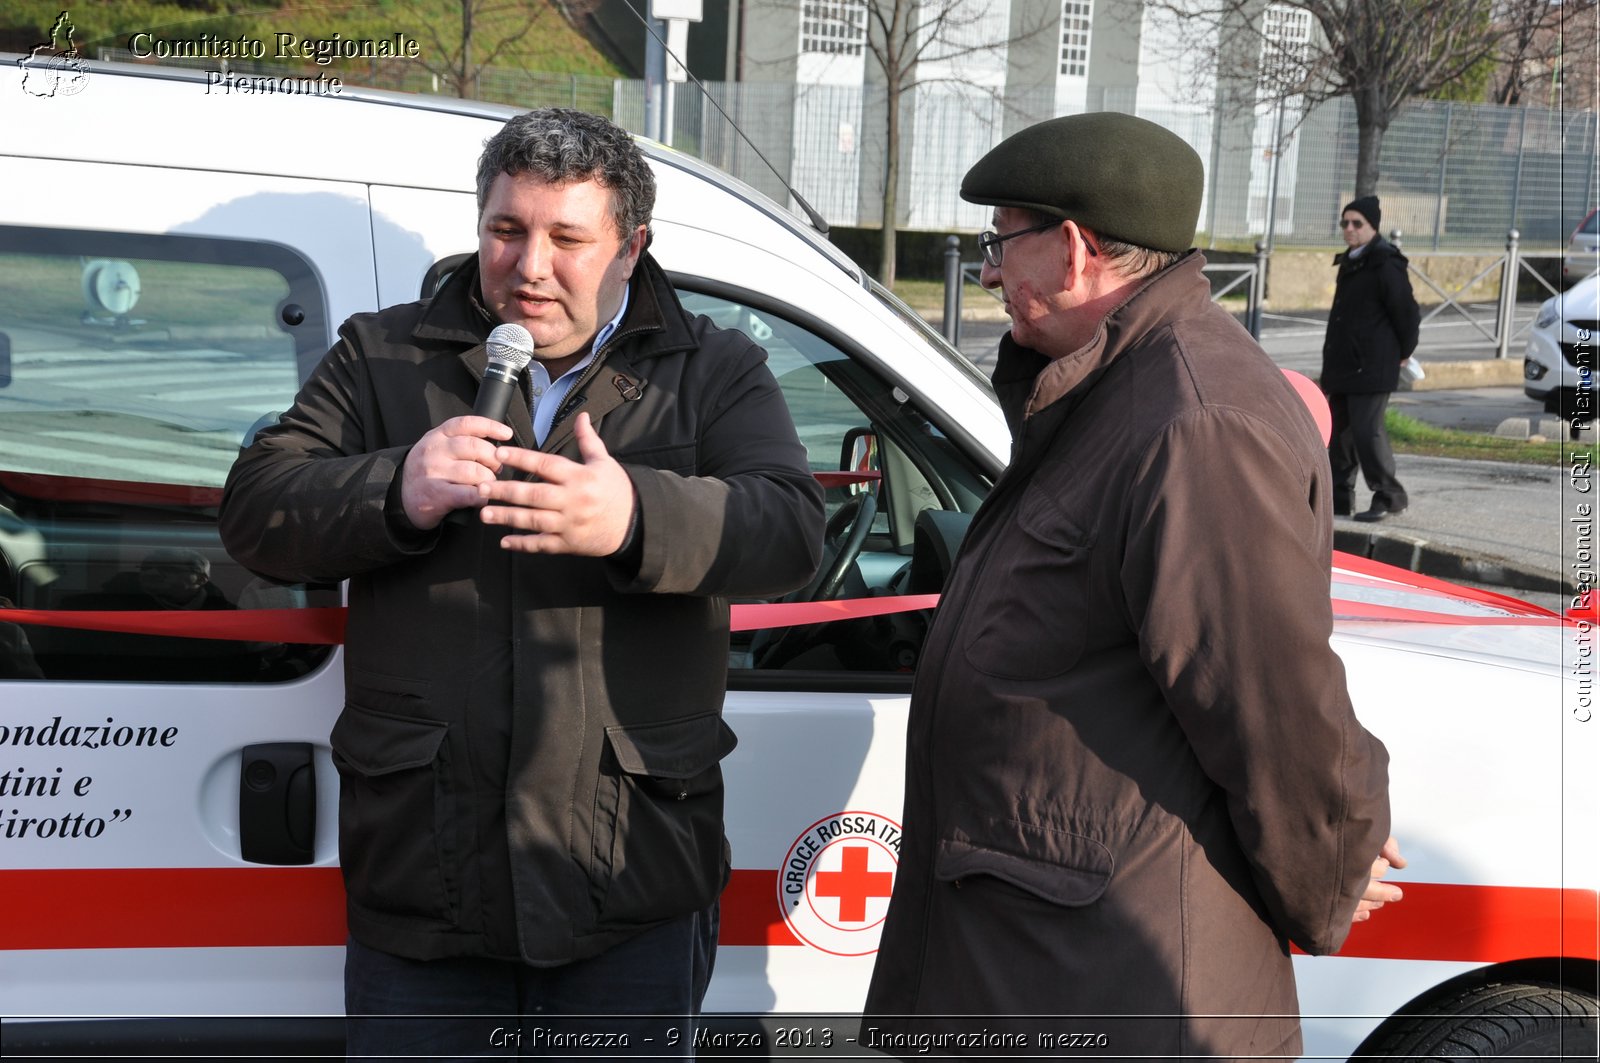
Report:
867,279,997,400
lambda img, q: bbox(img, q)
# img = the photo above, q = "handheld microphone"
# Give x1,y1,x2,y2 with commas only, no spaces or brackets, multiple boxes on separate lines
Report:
474,323,535,423
445,323,534,530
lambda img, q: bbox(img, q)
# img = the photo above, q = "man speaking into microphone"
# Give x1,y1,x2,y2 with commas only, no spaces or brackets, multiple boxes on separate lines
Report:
219,108,823,1058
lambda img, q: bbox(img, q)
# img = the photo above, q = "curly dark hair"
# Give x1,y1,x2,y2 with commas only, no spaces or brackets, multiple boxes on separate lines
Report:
476,108,655,244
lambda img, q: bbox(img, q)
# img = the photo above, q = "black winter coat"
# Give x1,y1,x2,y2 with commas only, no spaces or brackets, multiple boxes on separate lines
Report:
1320,237,1421,394
220,253,824,965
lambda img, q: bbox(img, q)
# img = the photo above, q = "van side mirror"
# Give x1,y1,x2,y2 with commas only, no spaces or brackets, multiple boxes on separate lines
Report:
840,427,879,495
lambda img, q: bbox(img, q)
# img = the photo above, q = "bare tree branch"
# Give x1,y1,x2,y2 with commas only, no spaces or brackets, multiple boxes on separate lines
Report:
858,0,1055,282
1146,0,1531,194
410,0,550,97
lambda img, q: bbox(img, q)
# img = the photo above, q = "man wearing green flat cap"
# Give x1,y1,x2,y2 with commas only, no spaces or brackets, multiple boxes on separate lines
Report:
865,112,1403,1060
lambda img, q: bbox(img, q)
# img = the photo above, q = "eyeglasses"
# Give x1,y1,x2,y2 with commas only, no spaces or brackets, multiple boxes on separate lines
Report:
1338,218,1367,230
977,219,1097,267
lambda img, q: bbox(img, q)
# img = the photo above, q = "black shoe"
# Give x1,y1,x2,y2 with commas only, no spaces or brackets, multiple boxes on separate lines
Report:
1334,502,1352,517
1354,502,1406,523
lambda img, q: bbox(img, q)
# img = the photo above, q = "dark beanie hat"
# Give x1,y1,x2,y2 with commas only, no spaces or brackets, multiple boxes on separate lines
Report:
1343,195,1381,230
960,113,1203,254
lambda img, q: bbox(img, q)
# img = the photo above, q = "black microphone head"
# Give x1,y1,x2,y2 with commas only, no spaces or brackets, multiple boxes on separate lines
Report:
485,323,534,376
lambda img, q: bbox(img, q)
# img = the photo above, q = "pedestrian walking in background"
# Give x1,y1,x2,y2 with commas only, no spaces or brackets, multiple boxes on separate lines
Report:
1321,195,1421,523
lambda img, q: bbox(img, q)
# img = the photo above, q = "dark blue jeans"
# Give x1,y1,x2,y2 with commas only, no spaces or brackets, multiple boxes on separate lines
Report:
344,902,718,1060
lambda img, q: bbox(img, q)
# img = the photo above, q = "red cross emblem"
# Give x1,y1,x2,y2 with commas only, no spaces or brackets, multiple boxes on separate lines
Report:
813,844,895,922
779,811,902,956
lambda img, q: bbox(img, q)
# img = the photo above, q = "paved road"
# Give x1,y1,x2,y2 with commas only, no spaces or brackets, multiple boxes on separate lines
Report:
940,304,1577,609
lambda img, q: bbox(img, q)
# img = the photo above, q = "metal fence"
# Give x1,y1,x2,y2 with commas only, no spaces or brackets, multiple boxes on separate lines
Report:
98,49,1597,250
1278,97,1596,251
1401,239,1565,359
628,82,1596,251
942,246,1264,345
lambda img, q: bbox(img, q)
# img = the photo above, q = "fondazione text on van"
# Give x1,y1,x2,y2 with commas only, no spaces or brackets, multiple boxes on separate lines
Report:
128,31,420,66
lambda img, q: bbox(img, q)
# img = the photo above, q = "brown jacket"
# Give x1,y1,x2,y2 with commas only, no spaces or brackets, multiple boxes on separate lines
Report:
220,254,823,965
864,253,1390,1060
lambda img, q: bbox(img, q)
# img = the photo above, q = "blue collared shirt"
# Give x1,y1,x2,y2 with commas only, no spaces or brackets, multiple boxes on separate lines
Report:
530,287,631,446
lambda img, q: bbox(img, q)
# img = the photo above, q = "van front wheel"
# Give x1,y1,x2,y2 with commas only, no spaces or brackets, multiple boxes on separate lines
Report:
1358,981,1597,1060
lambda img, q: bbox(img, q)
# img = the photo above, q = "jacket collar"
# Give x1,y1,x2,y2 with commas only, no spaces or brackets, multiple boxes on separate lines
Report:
409,250,696,452
533,252,697,454
993,249,1212,431
411,250,695,359
1334,234,1403,268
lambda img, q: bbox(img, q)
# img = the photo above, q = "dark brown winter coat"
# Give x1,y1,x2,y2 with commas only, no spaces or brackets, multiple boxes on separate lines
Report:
864,252,1391,1061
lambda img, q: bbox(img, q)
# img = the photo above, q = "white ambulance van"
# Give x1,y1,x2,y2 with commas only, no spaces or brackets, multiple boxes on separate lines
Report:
1,57,1596,1058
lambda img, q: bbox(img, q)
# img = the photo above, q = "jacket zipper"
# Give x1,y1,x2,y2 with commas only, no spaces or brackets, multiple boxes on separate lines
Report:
900,416,1036,1005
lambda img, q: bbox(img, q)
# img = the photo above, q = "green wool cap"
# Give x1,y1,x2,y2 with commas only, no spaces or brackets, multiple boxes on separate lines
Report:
961,113,1204,254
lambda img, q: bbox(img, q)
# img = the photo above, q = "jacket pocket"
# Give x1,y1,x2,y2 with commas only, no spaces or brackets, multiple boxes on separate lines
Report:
590,712,737,926
963,489,1094,680
329,696,457,922
934,819,1113,907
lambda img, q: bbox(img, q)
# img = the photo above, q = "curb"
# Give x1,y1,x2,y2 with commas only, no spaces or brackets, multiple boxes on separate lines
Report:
1298,360,1525,391
1334,527,1571,597
1402,359,1525,391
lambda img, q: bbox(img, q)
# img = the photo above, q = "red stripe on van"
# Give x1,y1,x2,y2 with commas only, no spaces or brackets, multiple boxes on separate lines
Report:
0,868,801,951
719,869,802,946
1319,881,1599,962
0,867,348,950
0,871,1592,962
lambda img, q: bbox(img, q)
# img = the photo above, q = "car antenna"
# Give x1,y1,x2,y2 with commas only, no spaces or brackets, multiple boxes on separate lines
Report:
621,0,831,237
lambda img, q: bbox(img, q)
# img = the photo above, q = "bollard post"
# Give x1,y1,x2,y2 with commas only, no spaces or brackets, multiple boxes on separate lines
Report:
1249,241,1269,339
942,235,962,346
1389,228,1403,252
1496,229,1520,360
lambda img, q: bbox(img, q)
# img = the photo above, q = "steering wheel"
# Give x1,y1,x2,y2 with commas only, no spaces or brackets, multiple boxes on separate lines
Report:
810,491,878,602
753,491,878,669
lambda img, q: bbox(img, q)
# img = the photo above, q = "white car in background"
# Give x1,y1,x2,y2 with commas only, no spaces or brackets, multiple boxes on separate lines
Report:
1565,209,1599,287
1525,271,1598,418
1,58,1596,1060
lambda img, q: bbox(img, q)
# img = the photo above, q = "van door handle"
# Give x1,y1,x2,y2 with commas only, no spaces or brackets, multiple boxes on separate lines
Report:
239,743,316,865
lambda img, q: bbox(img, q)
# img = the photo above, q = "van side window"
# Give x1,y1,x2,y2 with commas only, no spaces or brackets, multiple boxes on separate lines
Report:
0,226,339,683
677,288,990,681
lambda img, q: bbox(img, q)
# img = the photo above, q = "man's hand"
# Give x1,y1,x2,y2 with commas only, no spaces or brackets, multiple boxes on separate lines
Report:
478,413,635,556
1353,835,1406,923
399,416,514,530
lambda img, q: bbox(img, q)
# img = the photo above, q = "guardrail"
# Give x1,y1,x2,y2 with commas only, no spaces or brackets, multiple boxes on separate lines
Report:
940,230,1567,356
1392,230,1562,359
939,236,1264,345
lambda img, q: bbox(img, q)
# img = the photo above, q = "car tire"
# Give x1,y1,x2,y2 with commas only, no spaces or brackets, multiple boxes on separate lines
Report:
1357,981,1598,1060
